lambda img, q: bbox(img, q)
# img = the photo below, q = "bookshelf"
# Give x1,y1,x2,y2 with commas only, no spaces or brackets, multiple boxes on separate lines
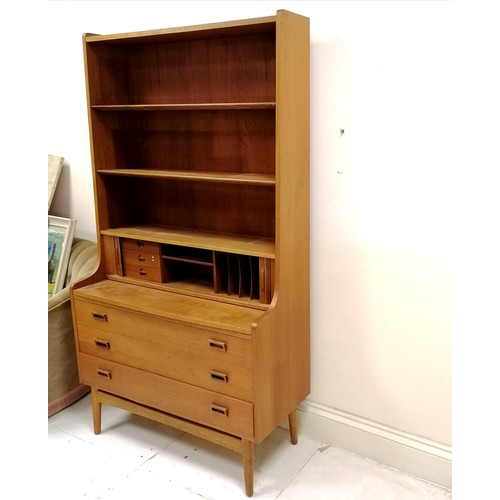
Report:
71,10,309,496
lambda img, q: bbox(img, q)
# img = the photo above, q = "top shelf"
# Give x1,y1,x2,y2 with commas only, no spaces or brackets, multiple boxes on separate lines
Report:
91,103,276,111
84,15,276,44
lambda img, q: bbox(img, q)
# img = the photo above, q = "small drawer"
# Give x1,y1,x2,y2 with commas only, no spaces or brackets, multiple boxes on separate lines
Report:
123,261,164,282
122,238,161,253
78,353,254,439
122,249,161,267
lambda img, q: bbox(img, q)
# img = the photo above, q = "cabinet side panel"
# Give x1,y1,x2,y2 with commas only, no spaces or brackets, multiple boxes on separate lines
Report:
78,35,111,285
253,10,310,443
102,235,122,276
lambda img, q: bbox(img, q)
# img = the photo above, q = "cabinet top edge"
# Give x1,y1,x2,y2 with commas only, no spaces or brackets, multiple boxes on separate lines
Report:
84,15,279,44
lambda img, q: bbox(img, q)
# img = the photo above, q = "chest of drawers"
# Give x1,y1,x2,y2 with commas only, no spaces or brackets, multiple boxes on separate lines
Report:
72,279,299,495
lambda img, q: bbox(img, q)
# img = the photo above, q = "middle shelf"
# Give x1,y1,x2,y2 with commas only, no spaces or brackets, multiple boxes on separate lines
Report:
91,102,276,111
101,225,275,258
97,169,275,186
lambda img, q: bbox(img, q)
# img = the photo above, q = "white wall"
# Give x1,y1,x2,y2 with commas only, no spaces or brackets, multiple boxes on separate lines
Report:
46,0,459,488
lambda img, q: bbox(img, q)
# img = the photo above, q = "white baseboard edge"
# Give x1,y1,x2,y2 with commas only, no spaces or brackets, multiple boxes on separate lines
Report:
288,400,452,490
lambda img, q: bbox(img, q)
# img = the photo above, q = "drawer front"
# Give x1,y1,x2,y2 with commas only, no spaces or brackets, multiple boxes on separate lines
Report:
74,300,254,401
79,353,254,439
122,238,161,253
122,249,161,268
122,256,163,282
123,262,163,282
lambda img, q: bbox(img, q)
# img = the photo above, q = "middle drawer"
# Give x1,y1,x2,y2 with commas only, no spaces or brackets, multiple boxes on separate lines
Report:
74,300,254,401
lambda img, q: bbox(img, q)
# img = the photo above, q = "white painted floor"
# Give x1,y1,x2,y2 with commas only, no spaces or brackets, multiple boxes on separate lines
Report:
48,394,451,499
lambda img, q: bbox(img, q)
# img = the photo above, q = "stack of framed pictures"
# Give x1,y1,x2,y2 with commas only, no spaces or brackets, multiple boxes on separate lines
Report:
48,216,76,298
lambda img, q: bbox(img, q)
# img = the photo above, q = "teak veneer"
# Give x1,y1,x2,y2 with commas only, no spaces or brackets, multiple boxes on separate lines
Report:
71,10,309,496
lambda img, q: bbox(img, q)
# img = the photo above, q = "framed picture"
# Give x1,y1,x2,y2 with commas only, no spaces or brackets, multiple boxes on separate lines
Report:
48,216,76,298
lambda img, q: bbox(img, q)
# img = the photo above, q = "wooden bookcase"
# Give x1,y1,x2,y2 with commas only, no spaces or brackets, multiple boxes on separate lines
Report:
70,10,309,496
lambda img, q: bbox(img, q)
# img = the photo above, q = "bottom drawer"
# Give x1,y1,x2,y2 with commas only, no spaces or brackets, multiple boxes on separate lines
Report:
78,353,253,439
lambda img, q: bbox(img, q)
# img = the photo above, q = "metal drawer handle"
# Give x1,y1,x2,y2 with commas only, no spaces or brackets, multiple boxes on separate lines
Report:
139,268,147,276
208,340,227,352
210,404,228,417
96,369,112,379
91,312,108,322
137,254,146,262
209,370,228,383
94,339,110,350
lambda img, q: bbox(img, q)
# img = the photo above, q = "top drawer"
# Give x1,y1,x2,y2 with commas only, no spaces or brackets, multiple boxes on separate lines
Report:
122,238,161,253
72,279,263,335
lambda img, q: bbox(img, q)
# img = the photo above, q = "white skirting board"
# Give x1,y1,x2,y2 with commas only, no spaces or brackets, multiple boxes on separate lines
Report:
282,400,452,490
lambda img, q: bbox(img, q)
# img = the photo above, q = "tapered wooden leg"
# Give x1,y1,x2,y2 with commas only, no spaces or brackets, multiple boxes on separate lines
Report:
242,439,254,497
91,387,102,435
288,409,298,445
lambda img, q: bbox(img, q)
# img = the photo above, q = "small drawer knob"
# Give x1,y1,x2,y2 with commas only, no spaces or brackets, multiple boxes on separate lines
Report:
210,404,228,417
96,369,112,379
94,339,110,350
209,370,228,383
91,312,108,322
208,340,227,352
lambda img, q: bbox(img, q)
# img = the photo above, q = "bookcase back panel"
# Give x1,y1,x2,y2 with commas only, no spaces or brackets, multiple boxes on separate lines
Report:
91,109,275,174
87,33,276,105
101,176,275,238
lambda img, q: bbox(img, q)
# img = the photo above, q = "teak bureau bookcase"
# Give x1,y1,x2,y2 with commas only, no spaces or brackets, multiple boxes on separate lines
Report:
70,10,310,496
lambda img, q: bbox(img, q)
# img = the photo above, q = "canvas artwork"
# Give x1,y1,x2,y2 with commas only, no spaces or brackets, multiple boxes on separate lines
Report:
48,154,64,211
48,216,76,298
